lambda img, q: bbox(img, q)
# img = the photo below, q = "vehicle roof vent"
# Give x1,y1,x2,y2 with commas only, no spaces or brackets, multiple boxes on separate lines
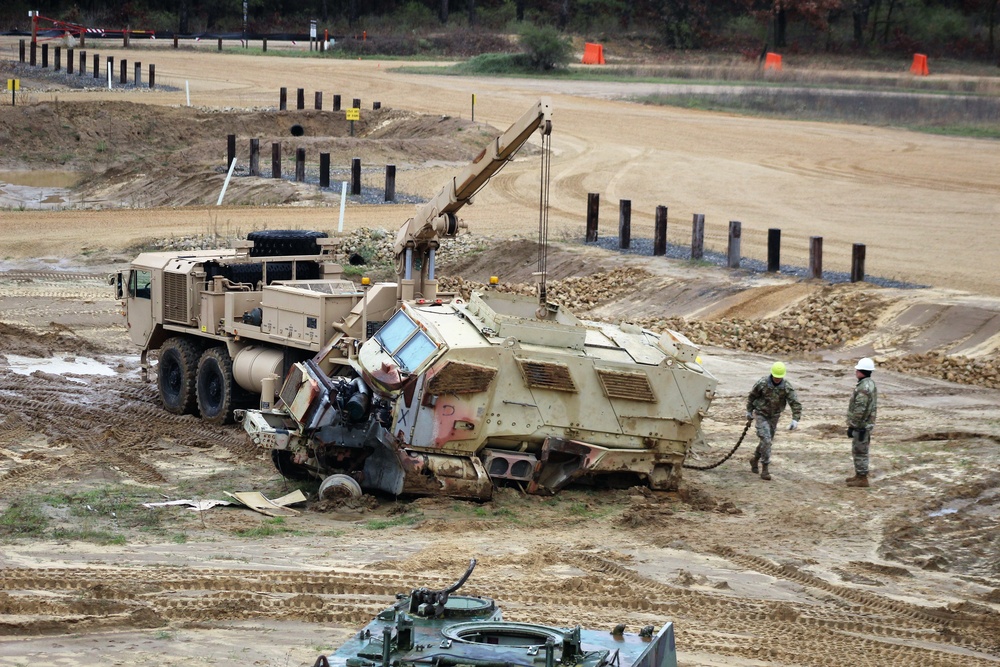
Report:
517,360,577,393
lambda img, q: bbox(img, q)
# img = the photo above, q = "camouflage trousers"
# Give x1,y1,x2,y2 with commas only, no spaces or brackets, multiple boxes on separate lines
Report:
852,426,873,476
753,414,781,466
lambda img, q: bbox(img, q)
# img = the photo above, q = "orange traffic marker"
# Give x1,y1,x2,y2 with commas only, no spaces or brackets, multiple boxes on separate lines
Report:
582,42,605,65
764,52,782,71
910,53,929,75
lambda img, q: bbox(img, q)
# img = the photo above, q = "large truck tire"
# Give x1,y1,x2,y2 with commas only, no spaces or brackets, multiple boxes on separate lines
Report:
247,230,327,257
196,346,242,425
157,337,201,416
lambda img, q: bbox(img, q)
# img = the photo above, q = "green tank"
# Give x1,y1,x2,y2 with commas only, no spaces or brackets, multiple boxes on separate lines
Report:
312,560,677,667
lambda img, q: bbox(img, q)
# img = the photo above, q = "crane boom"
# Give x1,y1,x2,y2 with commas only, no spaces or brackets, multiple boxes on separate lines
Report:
394,98,553,303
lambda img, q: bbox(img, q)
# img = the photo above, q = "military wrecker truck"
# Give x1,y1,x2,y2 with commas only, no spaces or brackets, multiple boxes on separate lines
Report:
237,100,720,499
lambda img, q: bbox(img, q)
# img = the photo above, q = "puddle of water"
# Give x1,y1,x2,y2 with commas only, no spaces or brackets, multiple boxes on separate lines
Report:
0,171,80,209
4,354,117,377
0,171,82,188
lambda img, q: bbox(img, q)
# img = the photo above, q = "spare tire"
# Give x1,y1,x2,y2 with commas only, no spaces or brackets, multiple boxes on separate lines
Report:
247,230,328,257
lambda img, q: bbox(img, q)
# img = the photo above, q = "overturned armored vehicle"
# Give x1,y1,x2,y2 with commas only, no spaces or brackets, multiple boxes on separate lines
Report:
243,288,717,500
313,559,677,667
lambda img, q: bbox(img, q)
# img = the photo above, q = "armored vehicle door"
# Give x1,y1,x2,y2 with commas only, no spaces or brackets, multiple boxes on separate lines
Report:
124,268,155,347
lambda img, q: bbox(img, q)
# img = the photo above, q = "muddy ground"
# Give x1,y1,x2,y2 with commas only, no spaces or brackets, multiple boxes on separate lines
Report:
2,39,1000,667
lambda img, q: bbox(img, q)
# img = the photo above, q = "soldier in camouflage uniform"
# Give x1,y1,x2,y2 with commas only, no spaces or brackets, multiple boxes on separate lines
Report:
745,361,802,481
846,358,878,488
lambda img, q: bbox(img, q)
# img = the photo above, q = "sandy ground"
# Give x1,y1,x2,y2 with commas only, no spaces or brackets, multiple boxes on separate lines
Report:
2,38,1000,667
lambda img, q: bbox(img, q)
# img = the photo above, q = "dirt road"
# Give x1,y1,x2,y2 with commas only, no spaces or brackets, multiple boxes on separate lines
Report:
2,40,1000,667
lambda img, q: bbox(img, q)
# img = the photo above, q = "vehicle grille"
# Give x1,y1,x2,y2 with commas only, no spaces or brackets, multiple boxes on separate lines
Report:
518,360,577,393
597,370,657,402
163,272,189,323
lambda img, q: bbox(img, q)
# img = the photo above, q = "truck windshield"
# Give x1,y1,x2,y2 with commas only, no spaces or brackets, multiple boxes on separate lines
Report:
374,310,438,373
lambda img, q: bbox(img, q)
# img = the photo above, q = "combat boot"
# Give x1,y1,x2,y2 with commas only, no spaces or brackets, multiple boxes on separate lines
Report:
846,474,869,488
749,455,760,474
759,464,771,481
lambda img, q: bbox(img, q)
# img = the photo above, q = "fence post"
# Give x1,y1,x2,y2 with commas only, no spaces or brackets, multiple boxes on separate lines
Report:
727,221,742,268
295,148,306,182
262,38,267,52
352,98,361,109
119,59,127,84
41,43,48,68
654,205,668,256
809,236,823,279
279,87,287,111
351,157,362,195
851,243,866,283
767,228,781,272
296,88,305,110
227,134,236,168
691,214,705,260
67,48,74,73
149,64,155,88
618,199,631,250
93,54,99,79
217,37,223,51
333,95,341,111
134,61,141,86
19,39,25,63
373,101,381,110
385,164,396,201
54,46,61,71
320,153,330,188
585,193,599,243
123,29,129,48
173,35,178,48
271,142,281,179
314,91,323,110
30,41,36,66
249,139,260,176
79,50,85,75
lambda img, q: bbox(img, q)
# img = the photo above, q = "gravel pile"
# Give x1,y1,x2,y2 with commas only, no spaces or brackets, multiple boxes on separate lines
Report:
882,353,1000,390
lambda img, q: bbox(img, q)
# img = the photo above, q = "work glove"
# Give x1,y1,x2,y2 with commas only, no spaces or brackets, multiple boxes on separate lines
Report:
746,411,753,421
847,427,855,438
788,419,798,431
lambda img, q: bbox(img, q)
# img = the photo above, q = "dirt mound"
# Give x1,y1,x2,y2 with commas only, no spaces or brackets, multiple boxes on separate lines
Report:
0,101,496,207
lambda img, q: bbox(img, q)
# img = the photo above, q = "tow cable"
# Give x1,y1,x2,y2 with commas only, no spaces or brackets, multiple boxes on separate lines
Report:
683,419,753,471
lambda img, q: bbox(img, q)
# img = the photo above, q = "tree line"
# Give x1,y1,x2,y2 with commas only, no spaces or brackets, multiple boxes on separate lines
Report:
6,0,999,59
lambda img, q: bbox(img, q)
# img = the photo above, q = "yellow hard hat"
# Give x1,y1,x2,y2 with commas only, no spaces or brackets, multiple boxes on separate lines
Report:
770,361,786,378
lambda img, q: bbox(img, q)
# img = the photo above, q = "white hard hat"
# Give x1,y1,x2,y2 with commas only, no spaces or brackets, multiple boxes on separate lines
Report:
855,357,875,372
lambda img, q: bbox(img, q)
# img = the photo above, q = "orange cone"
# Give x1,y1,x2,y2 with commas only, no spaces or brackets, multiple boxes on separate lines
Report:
764,52,782,72
909,53,929,76
582,42,605,65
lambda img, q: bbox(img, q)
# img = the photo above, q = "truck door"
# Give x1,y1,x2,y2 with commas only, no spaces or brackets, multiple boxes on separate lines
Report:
126,268,155,347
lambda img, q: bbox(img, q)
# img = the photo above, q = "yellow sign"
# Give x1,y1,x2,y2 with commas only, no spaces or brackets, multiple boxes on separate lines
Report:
7,79,20,91
345,108,360,121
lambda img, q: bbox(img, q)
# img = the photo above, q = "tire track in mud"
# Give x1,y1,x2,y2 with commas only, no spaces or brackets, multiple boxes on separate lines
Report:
0,368,259,494
3,558,998,666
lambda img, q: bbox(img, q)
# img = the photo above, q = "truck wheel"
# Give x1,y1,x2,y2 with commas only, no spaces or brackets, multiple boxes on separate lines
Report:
319,474,363,499
158,337,201,416
196,346,238,425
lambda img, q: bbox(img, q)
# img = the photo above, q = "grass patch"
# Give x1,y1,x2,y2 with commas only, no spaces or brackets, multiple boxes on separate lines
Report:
640,88,1000,137
232,516,305,538
0,501,49,538
364,511,424,530
51,527,127,545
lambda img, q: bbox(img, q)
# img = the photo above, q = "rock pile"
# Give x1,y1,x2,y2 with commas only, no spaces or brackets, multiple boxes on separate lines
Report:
883,352,1000,390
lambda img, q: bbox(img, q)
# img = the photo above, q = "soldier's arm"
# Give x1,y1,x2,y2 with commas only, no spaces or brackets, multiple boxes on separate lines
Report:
787,385,803,420
847,389,871,428
747,381,761,412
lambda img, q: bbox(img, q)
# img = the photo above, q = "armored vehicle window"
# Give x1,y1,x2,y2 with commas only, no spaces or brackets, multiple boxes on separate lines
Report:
396,330,436,372
129,269,152,299
376,310,416,352
374,310,438,373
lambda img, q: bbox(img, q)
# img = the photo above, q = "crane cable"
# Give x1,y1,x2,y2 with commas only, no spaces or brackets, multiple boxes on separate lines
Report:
537,131,552,307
